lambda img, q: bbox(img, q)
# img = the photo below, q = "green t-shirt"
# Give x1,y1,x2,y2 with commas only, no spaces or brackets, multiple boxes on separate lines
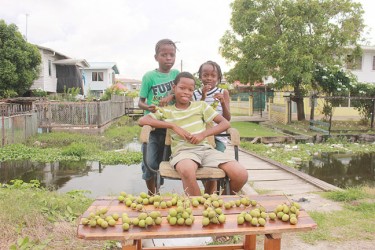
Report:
139,69,179,114
150,101,218,154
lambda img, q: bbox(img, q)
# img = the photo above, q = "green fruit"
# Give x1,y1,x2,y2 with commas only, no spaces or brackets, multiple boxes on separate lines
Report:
140,192,148,199
251,217,258,226
169,208,177,217
202,217,210,226
122,223,130,231
118,196,125,202
101,220,108,229
258,218,266,226
89,219,97,227
237,216,245,225
177,217,185,225
108,219,116,226
269,212,277,220
169,217,177,225
155,217,162,225
112,213,119,221
138,219,146,228
145,216,154,226
185,217,193,226
218,214,226,223
132,218,139,226
282,214,290,222
81,218,89,225
251,200,257,206
245,213,252,222
290,217,298,225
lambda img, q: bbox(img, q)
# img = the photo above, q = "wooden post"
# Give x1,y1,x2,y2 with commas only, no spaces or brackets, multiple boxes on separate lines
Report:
243,235,257,250
371,99,375,129
249,96,253,116
264,234,281,250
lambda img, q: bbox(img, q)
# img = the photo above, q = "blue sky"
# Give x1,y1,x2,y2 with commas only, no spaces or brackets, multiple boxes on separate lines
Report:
1,0,374,79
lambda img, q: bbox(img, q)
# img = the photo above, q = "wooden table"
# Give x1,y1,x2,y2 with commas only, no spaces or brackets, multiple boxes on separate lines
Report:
77,195,317,250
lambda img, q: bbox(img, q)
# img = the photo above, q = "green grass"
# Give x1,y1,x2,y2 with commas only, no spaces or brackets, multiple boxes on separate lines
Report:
300,187,375,244
230,121,284,137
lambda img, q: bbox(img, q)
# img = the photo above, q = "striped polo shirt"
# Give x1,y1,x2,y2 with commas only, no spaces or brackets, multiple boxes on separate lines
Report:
150,101,218,154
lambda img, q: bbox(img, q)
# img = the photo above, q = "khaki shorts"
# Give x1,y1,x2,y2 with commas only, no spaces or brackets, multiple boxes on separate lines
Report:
170,145,235,169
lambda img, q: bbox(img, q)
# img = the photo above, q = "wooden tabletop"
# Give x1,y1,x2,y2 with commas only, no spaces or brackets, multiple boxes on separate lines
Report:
77,194,317,242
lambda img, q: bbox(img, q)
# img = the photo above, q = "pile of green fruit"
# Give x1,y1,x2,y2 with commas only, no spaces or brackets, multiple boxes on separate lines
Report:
202,206,226,226
271,201,301,225
122,211,163,230
237,207,267,227
81,208,120,229
166,201,195,226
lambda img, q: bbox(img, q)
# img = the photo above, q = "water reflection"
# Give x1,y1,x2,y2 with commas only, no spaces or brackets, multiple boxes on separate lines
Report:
299,152,375,188
0,160,185,198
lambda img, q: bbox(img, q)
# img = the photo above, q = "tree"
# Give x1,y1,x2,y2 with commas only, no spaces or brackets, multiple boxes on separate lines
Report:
0,20,41,98
220,0,364,120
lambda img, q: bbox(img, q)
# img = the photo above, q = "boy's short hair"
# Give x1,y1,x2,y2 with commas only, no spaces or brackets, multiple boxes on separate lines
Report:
155,39,177,54
173,72,195,85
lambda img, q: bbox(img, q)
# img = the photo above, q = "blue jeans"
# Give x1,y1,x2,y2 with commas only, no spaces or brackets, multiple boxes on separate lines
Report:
141,128,166,182
215,138,226,152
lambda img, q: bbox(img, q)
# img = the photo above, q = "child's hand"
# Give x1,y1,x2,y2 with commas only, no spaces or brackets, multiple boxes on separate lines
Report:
201,85,211,99
213,93,224,103
159,95,174,107
173,126,192,141
148,105,158,113
188,133,205,144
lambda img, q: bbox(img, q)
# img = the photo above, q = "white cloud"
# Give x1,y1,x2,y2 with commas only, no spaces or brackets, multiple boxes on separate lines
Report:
1,0,374,80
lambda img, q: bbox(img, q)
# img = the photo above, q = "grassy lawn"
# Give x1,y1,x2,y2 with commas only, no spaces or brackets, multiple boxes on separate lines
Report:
230,121,284,137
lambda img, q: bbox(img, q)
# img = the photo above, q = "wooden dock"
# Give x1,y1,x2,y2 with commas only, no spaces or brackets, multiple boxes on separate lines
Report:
225,145,340,195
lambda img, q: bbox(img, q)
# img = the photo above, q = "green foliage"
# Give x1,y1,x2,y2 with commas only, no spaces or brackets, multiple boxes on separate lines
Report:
313,64,355,120
350,82,375,121
221,0,364,120
61,142,90,159
323,187,368,202
0,20,41,98
32,88,48,97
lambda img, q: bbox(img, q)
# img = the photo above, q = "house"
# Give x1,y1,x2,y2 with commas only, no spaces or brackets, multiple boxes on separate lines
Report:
31,45,89,95
83,62,120,97
345,45,375,83
115,78,141,91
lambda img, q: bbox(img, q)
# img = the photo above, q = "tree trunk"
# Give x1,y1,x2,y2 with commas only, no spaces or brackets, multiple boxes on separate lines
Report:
291,82,305,121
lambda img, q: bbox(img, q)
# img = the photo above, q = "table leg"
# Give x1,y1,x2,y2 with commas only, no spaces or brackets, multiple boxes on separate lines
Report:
243,235,256,250
122,239,142,250
264,234,281,250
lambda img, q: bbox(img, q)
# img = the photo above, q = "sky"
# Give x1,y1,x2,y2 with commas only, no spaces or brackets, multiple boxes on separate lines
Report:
1,0,375,80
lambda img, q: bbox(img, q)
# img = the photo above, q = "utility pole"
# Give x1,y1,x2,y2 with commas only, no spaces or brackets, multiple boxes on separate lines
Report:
180,60,183,72
25,13,29,41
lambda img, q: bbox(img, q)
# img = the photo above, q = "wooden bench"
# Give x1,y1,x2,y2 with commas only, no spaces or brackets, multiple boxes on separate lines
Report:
309,120,331,135
77,195,317,250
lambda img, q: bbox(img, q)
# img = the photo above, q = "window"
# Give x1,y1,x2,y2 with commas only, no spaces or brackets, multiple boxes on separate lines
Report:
48,60,52,76
92,72,104,81
346,55,362,70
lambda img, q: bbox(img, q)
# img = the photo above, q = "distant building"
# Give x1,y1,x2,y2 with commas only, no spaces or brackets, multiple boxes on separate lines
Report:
115,77,141,91
31,45,89,95
345,45,375,83
83,62,120,97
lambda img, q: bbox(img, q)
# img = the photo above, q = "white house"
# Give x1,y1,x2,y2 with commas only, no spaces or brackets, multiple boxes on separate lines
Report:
32,45,89,94
83,62,120,97
345,45,375,83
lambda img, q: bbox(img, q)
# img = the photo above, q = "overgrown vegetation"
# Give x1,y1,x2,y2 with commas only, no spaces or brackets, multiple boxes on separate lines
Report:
0,116,142,165
230,121,283,137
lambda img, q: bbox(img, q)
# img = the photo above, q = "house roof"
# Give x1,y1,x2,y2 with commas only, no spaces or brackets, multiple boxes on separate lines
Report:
36,45,70,59
53,59,90,68
86,62,120,74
